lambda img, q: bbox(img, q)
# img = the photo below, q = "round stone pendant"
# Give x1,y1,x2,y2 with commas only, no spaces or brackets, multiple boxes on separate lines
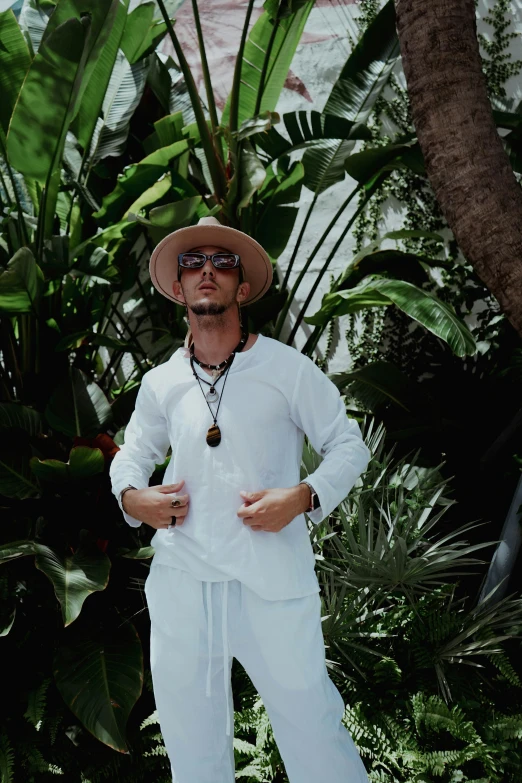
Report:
206,386,219,403
206,424,221,447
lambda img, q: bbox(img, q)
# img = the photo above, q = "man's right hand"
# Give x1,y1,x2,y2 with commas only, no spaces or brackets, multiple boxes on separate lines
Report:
122,480,189,529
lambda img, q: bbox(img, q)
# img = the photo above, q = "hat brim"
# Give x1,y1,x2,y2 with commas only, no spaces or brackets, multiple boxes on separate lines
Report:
149,223,273,306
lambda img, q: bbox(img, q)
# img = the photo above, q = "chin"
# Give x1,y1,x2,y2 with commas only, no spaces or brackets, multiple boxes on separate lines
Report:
190,302,227,316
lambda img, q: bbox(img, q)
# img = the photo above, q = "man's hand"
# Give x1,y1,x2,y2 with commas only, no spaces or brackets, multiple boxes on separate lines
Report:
237,484,310,532
122,480,189,529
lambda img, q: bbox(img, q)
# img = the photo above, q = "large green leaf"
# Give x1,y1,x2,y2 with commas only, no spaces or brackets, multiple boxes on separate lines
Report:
0,541,40,565
0,10,31,136
221,1,314,128
0,403,43,436
256,160,304,258
0,442,40,500
18,0,50,55
54,621,143,751
35,543,110,626
30,445,105,482
86,49,150,167
40,0,122,125
45,367,113,438
325,0,399,122
69,0,130,152
301,0,399,194
120,1,168,64
125,173,173,218
0,247,44,313
344,140,425,184
148,196,203,228
302,138,359,195
306,276,477,357
237,140,266,211
253,110,371,163
120,546,155,559
92,139,190,225
69,244,121,285
142,113,187,163
0,605,16,637
6,15,91,182
0,404,43,498
328,360,420,412
6,12,94,238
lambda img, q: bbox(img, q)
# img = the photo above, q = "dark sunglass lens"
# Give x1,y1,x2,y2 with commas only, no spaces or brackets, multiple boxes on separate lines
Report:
213,254,237,268
181,253,205,268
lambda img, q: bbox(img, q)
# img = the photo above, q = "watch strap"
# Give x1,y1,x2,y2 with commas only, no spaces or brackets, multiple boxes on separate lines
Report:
300,481,319,512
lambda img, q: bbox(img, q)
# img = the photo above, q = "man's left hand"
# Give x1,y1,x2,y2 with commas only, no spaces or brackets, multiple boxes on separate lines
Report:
237,486,309,532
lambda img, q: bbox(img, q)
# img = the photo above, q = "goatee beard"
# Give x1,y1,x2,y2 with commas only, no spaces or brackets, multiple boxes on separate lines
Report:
189,302,227,316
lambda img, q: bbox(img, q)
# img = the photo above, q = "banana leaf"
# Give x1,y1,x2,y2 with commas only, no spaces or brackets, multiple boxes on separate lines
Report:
143,111,186,153
0,541,40,565
92,139,190,226
221,1,314,128
7,15,95,240
45,367,113,438
86,50,150,167
336,249,442,290
325,0,398,122
253,110,371,163
0,247,44,314
30,445,105,482
40,0,122,123
17,1,46,55
69,0,130,153
345,139,425,183
237,140,267,211
256,160,304,258
6,18,89,180
0,403,43,434
54,620,143,751
301,0,399,194
120,1,168,64
0,10,31,137
328,360,425,413
35,541,110,626
147,196,203,228
306,276,477,357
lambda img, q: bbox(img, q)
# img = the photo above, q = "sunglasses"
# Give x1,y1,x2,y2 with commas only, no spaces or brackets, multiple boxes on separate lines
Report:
178,252,240,270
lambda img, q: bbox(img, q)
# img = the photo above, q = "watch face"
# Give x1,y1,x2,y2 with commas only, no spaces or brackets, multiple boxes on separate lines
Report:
312,492,320,510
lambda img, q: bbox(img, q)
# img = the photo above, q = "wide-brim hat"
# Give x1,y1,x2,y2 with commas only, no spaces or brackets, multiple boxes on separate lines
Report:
149,216,273,307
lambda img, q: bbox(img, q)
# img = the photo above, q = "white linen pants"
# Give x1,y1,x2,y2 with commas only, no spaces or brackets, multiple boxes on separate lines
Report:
144,562,369,783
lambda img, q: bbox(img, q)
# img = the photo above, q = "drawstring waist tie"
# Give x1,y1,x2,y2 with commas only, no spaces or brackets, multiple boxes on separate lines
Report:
204,580,231,736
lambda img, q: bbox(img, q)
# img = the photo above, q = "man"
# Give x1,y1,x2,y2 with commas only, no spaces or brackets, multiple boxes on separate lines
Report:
109,216,371,783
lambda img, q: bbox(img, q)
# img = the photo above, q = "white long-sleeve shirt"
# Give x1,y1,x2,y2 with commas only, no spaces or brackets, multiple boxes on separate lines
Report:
109,333,371,601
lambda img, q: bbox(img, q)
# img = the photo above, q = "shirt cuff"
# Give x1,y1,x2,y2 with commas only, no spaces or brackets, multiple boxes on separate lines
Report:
122,509,143,528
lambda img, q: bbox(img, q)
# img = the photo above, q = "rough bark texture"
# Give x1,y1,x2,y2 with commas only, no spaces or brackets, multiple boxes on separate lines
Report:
395,0,522,337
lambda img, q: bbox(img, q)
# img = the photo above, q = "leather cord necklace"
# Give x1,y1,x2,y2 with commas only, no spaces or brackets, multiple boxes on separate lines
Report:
189,329,249,446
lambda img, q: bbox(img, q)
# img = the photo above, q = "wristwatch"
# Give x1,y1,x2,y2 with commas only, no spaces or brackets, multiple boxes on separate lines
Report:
300,481,320,512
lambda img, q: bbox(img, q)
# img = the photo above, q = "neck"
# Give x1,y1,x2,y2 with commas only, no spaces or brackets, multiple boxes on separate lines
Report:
188,314,246,366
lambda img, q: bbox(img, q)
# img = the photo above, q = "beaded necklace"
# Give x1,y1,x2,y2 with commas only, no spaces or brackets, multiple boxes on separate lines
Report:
189,329,249,447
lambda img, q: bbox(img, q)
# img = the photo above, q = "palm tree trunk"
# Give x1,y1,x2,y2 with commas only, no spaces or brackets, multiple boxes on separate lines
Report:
395,0,522,336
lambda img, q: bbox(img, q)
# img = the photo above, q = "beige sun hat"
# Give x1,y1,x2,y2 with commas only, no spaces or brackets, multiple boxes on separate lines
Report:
149,216,273,307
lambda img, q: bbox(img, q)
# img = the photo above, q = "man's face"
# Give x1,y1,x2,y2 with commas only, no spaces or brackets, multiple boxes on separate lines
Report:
172,244,249,317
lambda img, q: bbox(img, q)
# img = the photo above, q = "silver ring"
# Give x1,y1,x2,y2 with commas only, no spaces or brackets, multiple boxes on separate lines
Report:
171,498,182,507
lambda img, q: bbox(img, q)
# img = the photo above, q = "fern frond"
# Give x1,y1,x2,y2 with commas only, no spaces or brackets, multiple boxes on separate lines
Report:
0,734,14,783
24,677,52,728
